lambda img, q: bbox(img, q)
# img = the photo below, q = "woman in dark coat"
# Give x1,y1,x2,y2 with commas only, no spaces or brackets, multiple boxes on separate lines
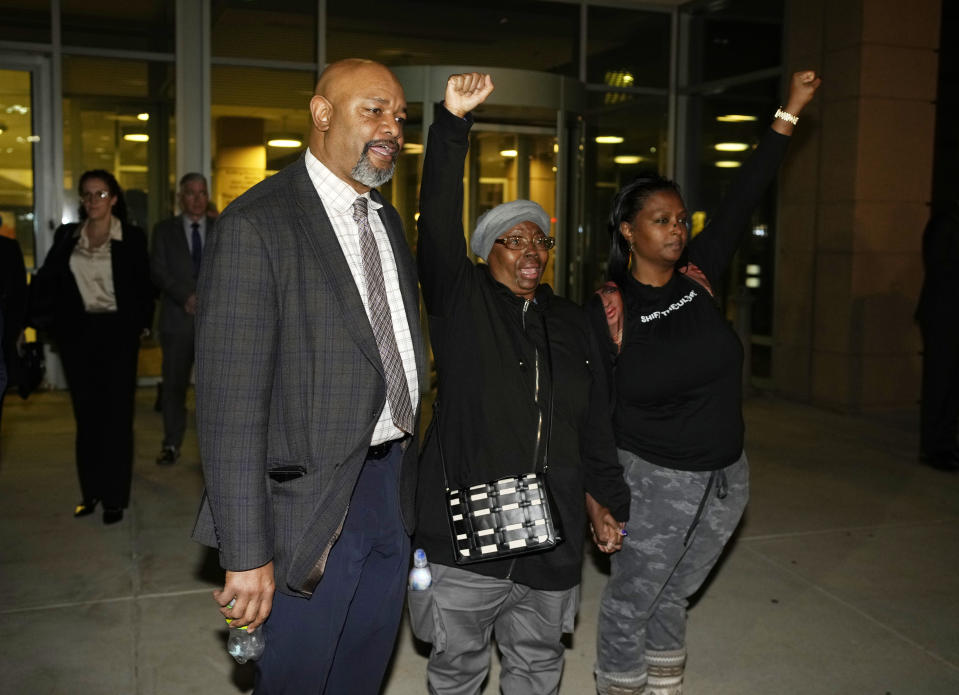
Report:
410,73,630,695
31,170,154,524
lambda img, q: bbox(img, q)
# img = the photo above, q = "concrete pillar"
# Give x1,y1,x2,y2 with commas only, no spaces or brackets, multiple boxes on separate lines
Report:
175,0,211,183
774,0,940,411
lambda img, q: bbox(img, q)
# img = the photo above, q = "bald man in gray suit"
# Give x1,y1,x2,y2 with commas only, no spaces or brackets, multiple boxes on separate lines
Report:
191,59,425,694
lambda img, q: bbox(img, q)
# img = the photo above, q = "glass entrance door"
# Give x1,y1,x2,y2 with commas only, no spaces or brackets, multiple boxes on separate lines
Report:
0,65,39,270
389,65,585,297
467,126,558,286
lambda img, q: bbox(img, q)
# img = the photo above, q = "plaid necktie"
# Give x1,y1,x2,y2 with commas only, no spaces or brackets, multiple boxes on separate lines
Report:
352,196,415,435
191,221,202,276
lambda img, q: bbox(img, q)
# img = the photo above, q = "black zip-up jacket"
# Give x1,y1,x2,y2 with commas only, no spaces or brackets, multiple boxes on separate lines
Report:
414,104,630,591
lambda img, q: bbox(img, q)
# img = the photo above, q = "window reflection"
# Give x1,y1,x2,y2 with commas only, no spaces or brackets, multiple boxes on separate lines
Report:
61,56,174,231
0,68,36,268
327,0,579,76
684,1,782,84
211,66,314,211
62,0,174,52
211,0,317,62
587,7,670,89
4,0,51,43
466,129,558,286
582,93,669,298
689,76,780,378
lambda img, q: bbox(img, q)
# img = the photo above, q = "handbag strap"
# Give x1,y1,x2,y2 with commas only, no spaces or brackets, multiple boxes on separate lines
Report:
434,301,557,489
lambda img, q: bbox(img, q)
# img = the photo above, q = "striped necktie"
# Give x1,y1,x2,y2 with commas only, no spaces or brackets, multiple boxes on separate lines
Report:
352,196,415,435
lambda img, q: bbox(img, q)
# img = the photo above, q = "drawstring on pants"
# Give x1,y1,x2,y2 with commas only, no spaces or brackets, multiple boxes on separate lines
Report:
683,468,729,546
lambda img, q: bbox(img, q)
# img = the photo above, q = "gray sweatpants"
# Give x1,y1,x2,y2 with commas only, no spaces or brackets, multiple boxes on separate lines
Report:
595,450,749,692
408,562,580,695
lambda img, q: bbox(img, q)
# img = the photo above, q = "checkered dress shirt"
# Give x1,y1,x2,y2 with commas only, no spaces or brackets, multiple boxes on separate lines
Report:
305,149,419,445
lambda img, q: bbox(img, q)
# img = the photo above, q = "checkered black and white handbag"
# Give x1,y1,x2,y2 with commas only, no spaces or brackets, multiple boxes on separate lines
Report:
445,470,562,563
435,324,563,565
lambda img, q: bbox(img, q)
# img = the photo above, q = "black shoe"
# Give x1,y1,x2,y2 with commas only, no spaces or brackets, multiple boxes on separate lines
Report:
156,447,179,465
74,499,99,517
102,507,124,524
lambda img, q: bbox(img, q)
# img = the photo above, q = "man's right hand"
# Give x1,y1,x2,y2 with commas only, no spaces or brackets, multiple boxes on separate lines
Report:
213,560,276,631
444,73,494,118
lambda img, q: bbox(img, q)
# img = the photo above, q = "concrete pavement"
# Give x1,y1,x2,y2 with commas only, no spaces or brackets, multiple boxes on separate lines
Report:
1,389,957,694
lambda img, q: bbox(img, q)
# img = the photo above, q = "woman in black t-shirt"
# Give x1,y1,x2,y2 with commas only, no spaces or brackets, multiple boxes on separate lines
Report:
592,71,820,695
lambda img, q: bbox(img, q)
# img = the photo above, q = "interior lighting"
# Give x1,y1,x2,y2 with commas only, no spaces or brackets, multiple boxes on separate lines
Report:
745,277,761,288
613,155,643,165
123,133,149,142
604,70,636,88
716,114,757,123
595,135,624,144
714,160,741,168
137,112,150,121
752,225,768,238
714,142,749,152
267,136,302,148
402,143,423,154
746,264,761,275
500,149,518,158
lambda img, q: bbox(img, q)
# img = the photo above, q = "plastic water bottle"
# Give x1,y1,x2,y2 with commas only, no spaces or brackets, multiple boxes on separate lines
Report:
408,548,432,590
225,601,266,663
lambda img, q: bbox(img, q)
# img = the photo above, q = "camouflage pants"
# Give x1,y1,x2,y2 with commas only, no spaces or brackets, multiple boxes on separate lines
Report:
595,450,749,691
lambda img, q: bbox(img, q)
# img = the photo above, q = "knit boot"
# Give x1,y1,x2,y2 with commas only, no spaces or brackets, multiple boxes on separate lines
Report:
595,669,647,695
645,648,685,695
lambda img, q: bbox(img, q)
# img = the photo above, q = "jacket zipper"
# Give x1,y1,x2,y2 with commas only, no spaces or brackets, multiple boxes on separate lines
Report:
507,300,540,581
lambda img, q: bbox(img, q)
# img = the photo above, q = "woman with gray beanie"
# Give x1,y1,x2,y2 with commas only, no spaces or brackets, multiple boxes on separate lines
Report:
408,72,630,694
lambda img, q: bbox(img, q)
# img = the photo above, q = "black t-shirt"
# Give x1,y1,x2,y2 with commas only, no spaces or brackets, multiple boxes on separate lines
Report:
611,127,791,472
615,272,744,470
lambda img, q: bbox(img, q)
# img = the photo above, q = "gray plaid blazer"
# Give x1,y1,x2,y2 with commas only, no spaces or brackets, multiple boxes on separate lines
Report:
191,154,425,596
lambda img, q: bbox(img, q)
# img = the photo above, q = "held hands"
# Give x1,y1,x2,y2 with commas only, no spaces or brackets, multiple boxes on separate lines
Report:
586,492,625,554
184,293,198,316
444,73,494,118
784,70,822,117
214,560,276,632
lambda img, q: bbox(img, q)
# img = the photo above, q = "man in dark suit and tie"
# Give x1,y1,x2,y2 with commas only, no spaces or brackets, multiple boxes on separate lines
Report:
150,173,213,465
192,58,425,694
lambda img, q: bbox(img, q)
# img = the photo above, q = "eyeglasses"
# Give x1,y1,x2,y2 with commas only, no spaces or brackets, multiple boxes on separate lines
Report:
493,236,556,251
80,190,110,202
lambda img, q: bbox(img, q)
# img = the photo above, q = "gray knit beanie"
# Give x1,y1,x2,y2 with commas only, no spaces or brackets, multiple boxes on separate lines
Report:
470,199,551,260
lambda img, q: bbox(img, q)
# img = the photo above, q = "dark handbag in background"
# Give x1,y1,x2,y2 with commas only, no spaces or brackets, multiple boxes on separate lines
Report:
17,341,45,399
438,318,563,565
27,267,58,333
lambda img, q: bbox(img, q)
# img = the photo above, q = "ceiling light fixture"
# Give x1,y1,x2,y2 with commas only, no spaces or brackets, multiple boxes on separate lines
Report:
613,155,643,165
595,135,624,144
403,143,423,154
137,112,150,121
266,116,303,148
716,114,757,122
500,149,518,158
123,133,149,142
714,142,749,152
267,136,302,148
714,160,741,168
